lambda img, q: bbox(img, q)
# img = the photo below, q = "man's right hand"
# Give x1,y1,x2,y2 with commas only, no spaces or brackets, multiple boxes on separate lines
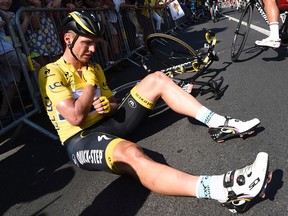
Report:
82,70,97,87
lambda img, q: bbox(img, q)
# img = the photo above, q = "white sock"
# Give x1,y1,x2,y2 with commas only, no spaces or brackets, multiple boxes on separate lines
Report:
195,106,226,127
196,175,227,202
269,22,279,39
210,175,228,202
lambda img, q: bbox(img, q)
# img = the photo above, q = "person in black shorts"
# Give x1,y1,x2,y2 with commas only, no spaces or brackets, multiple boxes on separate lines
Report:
38,11,270,213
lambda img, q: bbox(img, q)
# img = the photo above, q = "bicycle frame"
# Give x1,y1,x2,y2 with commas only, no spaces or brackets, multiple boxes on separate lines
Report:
153,29,223,99
251,0,269,25
114,29,224,104
160,30,218,81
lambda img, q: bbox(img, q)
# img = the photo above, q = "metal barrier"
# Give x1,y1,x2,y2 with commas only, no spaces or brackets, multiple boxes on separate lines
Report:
0,5,190,139
0,10,58,139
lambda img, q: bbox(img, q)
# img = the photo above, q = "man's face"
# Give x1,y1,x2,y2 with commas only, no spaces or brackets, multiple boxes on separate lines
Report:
68,33,100,62
0,0,12,10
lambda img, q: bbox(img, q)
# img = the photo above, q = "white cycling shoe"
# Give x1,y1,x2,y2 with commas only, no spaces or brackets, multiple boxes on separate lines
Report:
220,152,272,213
209,116,260,142
255,37,281,48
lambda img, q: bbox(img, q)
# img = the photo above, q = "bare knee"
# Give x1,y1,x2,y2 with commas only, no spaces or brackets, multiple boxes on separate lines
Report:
113,141,150,175
146,71,168,84
139,71,171,93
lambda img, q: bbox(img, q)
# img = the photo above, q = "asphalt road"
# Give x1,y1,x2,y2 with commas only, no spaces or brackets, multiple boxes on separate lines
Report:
1,8,287,216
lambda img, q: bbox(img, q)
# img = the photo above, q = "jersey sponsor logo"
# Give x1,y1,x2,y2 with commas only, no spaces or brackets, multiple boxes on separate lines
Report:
72,154,79,167
97,135,112,142
76,149,104,165
44,68,55,78
48,81,65,93
128,98,136,108
51,115,60,130
44,96,53,112
135,92,153,107
64,71,71,80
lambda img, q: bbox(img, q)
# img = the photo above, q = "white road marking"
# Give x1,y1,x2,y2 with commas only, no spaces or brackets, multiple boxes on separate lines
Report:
223,14,270,36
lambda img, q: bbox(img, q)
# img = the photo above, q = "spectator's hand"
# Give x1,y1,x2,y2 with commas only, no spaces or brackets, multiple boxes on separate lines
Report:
6,12,15,20
93,96,111,114
82,69,98,87
67,3,76,10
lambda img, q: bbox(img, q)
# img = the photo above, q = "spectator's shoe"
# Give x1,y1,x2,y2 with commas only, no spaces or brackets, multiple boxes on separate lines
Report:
208,116,260,142
220,152,272,214
255,37,281,48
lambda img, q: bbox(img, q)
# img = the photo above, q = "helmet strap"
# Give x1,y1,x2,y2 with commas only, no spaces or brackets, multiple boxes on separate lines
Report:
68,35,79,61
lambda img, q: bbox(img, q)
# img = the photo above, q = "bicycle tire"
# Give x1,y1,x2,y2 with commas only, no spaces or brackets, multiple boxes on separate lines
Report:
145,33,198,67
231,4,253,62
112,80,169,117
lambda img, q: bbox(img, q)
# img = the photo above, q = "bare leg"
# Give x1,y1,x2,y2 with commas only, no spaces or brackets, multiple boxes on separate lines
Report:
255,0,280,47
136,72,203,118
113,140,199,196
263,0,279,23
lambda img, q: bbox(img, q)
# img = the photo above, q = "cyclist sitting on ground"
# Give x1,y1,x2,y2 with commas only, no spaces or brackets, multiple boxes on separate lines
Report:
38,11,268,213
255,0,280,48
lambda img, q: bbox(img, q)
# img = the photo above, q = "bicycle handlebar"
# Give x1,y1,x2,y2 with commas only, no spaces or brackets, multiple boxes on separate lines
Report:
203,28,218,64
204,28,217,47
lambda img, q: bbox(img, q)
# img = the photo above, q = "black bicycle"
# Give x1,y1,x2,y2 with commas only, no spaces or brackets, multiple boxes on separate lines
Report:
231,0,288,62
112,29,224,116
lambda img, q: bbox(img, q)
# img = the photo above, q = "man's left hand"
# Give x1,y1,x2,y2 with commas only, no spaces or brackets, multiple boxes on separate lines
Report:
93,96,110,114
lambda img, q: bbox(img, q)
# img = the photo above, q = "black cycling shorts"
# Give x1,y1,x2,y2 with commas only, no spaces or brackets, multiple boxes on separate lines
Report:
64,86,155,173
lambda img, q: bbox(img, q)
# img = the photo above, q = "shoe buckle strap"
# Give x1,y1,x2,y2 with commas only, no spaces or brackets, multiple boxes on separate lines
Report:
227,190,238,201
223,170,236,188
224,116,231,127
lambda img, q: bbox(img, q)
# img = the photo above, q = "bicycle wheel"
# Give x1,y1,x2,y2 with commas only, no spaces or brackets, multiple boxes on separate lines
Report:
231,4,253,62
112,80,169,117
145,33,198,67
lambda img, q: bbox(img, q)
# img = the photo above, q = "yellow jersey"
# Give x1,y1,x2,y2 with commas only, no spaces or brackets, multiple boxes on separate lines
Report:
38,57,113,144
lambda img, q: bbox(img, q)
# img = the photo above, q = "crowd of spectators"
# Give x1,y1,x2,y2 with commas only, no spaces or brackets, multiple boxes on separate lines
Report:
0,0,180,121
0,0,40,120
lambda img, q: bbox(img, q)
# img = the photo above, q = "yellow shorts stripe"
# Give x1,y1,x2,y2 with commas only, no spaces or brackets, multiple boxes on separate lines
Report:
130,86,155,109
105,137,124,174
